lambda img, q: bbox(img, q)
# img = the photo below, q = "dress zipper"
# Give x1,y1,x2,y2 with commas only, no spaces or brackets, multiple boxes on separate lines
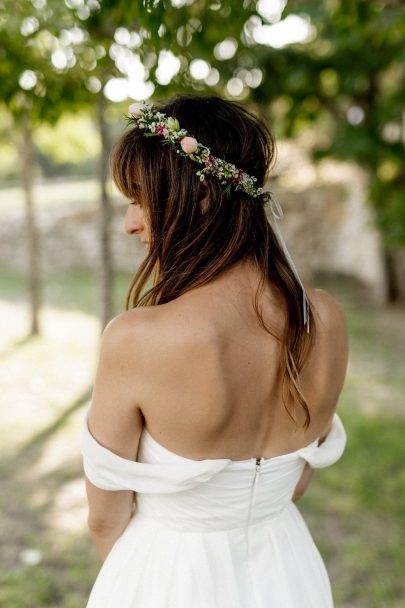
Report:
247,457,262,528
247,457,263,608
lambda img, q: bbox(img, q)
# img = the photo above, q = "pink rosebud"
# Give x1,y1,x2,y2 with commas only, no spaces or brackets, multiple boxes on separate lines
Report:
156,125,166,135
128,102,146,117
180,136,198,154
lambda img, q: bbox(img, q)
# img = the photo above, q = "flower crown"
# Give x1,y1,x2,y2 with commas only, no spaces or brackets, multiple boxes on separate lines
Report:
126,101,264,199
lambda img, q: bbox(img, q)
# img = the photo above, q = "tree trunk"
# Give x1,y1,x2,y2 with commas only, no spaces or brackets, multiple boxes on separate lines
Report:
383,246,400,302
20,111,41,336
96,93,113,331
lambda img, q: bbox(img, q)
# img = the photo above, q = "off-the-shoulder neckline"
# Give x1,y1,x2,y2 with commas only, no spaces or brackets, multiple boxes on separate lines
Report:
83,405,341,467
140,426,321,465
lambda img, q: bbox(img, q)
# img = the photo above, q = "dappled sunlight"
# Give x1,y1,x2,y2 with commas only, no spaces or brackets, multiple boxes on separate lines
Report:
0,301,31,347
40,304,99,344
0,301,98,450
48,477,88,535
30,407,86,478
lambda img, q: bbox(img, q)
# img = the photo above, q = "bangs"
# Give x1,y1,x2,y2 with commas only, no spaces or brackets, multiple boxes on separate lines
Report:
110,130,142,200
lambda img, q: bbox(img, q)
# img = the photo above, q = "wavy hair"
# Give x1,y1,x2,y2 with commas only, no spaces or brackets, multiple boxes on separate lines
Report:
111,93,316,430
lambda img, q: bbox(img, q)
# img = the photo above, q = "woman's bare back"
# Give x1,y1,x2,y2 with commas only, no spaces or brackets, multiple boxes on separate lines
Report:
128,258,348,462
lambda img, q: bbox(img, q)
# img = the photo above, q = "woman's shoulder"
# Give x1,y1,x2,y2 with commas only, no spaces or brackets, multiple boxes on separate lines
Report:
100,301,207,363
101,306,160,344
306,286,347,335
96,307,168,373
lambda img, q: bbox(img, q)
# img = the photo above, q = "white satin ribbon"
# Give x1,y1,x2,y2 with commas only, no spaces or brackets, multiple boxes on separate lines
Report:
263,191,310,333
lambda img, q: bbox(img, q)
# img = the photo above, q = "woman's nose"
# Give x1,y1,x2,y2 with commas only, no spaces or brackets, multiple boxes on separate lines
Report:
124,208,144,235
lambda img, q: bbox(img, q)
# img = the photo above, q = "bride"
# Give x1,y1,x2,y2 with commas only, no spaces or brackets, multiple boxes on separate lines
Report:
81,93,348,607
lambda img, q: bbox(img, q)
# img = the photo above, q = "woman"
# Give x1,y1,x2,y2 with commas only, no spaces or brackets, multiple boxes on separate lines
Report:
81,94,348,607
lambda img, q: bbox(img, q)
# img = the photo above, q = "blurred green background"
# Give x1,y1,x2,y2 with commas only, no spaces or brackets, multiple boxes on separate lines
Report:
0,1,404,606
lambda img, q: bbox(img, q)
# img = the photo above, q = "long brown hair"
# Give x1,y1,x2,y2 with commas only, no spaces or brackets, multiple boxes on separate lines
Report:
111,93,316,430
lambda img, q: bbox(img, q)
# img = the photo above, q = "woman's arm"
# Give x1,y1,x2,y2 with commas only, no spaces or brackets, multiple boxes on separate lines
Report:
84,311,147,560
86,480,136,561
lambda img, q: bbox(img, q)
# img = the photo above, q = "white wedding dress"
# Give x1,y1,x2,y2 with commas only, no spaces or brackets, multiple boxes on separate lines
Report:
81,404,346,608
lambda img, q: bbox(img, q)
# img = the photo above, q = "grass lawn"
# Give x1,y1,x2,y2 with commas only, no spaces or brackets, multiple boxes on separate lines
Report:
0,268,404,607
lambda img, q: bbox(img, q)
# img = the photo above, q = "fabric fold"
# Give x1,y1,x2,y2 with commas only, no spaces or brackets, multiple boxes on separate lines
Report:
81,406,231,493
296,413,347,468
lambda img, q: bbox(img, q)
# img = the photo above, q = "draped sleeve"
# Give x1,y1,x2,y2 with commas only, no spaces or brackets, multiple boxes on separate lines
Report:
80,405,231,494
296,413,347,468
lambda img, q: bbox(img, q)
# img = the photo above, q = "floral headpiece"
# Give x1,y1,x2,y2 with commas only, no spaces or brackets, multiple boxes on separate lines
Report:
125,101,310,333
126,101,264,199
